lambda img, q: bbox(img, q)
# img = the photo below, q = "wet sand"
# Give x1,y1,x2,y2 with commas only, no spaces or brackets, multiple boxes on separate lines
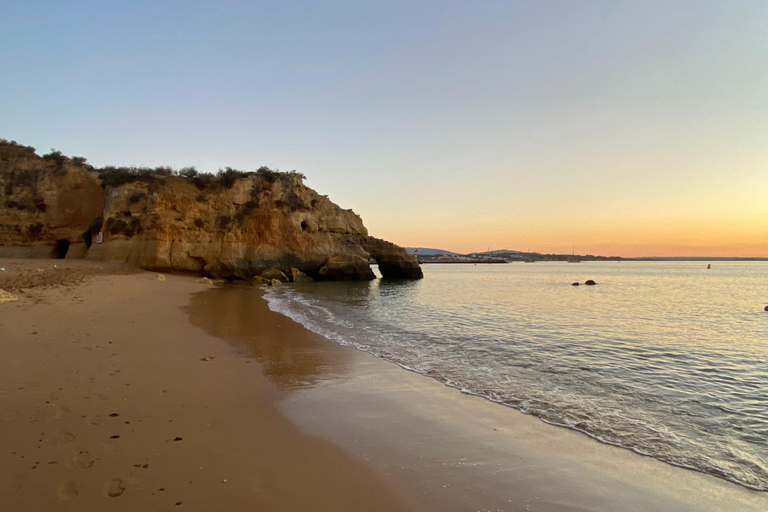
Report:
0,267,419,511
188,284,768,512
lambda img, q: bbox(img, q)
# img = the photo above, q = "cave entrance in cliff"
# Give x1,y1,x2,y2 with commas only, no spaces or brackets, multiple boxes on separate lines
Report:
52,239,70,259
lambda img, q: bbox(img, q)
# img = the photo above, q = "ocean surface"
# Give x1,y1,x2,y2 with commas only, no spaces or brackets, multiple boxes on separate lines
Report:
263,262,768,491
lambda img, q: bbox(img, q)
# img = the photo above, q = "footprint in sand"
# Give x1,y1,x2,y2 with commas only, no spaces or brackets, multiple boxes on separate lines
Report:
106,478,125,497
54,405,71,420
57,481,79,500
45,428,76,446
68,450,94,469
86,414,103,426
28,411,45,423
56,428,76,444
4,473,24,492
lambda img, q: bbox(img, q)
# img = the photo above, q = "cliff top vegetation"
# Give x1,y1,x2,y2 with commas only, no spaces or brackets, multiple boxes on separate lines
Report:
0,139,305,191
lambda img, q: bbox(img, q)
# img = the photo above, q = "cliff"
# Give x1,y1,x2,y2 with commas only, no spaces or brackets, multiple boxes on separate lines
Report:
0,140,422,281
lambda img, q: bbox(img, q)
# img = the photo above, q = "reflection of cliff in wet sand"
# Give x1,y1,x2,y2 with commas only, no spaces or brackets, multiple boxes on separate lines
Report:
186,284,354,390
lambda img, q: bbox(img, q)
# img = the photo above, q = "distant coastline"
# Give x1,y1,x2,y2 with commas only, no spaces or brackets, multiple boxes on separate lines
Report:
407,248,768,264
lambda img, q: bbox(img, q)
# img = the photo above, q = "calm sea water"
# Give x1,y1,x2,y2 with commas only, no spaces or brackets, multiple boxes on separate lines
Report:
264,262,768,491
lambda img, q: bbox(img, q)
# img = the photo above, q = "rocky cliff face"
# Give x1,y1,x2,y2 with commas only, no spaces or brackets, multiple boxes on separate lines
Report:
0,140,422,280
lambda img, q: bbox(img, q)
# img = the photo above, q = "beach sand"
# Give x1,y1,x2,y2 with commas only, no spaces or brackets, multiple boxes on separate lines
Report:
0,262,418,511
2,261,767,511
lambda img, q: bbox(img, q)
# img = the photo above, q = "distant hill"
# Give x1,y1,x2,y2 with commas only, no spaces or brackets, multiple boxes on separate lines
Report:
405,247,461,256
471,249,524,256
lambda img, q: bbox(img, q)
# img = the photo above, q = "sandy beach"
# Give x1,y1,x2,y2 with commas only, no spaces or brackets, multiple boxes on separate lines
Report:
2,260,767,511
0,260,418,511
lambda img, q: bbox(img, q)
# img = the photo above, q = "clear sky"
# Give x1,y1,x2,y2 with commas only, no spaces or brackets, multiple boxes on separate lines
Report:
2,1,766,257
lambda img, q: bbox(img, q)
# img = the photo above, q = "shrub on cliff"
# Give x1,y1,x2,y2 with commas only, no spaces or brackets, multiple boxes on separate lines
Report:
97,166,161,188
0,139,37,158
27,222,43,238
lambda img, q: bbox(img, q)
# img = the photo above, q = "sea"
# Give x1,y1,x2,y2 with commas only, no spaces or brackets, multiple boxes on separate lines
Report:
263,261,768,491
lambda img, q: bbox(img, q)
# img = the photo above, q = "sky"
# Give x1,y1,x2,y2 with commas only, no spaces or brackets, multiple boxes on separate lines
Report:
2,1,767,257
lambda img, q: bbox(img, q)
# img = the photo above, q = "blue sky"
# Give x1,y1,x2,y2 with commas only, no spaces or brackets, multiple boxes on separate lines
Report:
2,1,767,256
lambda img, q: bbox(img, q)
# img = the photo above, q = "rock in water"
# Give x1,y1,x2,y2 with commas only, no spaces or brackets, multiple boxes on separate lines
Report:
251,276,267,287
318,254,376,281
198,277,213,285
572,282,580,286
360,237,423,279
585,280,596,285
764,305,768,312
290,268,313,282
260,268,289,283
269,279,282,286
0,289,19,303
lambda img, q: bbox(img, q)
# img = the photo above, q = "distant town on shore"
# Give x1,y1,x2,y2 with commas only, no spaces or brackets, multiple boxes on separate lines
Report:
406,248,768,264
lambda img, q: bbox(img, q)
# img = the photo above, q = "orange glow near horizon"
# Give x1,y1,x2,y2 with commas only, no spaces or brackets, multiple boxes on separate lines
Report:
367,191,768,258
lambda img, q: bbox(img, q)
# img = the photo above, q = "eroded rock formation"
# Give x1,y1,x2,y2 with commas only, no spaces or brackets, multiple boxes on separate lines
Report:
0,140,422,281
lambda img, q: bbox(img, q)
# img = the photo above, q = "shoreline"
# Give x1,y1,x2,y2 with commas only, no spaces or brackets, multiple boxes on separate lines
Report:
190,283,767,511
2,260,766,511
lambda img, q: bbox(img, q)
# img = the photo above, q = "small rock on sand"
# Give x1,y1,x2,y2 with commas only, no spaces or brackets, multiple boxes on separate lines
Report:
198,277,212,285
0,289,19,303
156,274,166,282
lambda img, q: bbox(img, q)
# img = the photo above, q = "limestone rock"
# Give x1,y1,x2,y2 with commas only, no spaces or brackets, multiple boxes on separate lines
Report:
260,268,289,283
318,254,376,281
0,289,19,303
290,267,313,282
359,237,422,279
198,277,213,285
251,276,267,287
0,141,423,281
269,279,282,286
156,274,166,282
